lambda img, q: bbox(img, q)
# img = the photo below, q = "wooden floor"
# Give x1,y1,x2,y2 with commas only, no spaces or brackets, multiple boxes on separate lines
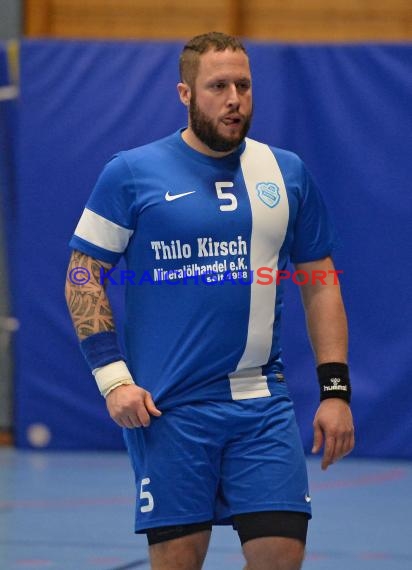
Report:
1,450,411,569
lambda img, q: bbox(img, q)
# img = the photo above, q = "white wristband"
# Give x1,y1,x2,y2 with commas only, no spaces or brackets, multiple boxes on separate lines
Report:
92,360,135,398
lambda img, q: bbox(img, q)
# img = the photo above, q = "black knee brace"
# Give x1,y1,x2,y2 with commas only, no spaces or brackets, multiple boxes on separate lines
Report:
146,521,213,545
234,511,309,545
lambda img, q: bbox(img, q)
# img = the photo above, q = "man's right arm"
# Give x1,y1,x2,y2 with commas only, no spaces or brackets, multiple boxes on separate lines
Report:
65,250,161,427
65,250,115,339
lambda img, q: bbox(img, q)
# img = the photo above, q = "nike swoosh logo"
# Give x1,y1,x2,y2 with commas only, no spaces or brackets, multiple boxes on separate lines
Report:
165,190,196,202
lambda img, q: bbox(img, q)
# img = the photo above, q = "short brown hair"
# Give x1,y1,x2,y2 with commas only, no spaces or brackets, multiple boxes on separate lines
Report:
179,31,247,88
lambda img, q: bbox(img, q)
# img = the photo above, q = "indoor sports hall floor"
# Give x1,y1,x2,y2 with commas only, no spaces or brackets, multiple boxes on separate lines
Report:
1,449,411,570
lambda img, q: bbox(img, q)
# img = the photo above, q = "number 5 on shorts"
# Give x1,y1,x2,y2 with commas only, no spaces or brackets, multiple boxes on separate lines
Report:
140,477,154,513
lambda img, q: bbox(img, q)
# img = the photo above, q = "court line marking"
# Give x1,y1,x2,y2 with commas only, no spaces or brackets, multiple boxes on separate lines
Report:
107,560,148,570
311,468,406,490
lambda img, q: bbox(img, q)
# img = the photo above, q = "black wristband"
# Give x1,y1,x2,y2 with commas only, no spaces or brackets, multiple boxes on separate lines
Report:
317,362,351,403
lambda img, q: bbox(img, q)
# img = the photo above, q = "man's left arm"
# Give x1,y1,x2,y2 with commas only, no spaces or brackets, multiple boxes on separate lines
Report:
295,256,355,470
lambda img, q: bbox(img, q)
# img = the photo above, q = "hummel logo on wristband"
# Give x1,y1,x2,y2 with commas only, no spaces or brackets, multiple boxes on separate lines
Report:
323,377,348,391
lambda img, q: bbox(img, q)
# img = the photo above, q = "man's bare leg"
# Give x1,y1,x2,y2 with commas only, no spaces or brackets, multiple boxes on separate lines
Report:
242,536,305,570
149,530,211,570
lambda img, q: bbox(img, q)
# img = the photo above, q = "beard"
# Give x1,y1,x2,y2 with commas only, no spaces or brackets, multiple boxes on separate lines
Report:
189,97,252,153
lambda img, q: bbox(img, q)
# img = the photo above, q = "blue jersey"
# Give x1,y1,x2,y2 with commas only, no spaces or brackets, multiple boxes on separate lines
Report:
70,130,335,408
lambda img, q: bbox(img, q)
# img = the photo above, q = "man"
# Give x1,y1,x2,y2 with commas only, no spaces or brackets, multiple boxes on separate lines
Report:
65,32,354,570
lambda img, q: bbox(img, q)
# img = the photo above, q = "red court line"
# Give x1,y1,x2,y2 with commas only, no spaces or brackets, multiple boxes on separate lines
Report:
311,468,406,490
0,495,135,509
0,468,407,510
15,560,53,567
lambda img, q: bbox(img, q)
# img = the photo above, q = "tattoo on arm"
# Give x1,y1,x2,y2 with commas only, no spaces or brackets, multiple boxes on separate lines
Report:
65,250,115,340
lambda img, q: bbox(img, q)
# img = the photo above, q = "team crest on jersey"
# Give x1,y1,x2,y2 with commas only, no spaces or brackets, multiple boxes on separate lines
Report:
256,182,280,208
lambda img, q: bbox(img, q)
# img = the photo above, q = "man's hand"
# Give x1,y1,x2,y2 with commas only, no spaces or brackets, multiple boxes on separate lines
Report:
312,399,355,470
106,384,162,428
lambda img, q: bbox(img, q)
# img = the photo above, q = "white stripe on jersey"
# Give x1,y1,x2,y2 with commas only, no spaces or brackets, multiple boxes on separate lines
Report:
229,138,289,400
74,208,134,253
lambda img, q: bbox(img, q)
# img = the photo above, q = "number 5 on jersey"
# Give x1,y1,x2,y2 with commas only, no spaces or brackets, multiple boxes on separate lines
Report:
140,477,154,513
215,182,238,212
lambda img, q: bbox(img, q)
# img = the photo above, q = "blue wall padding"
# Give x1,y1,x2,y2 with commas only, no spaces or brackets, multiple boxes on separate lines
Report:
11,40,412,457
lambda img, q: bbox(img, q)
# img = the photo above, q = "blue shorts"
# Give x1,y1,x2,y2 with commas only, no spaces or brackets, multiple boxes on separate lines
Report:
124,383,311,533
